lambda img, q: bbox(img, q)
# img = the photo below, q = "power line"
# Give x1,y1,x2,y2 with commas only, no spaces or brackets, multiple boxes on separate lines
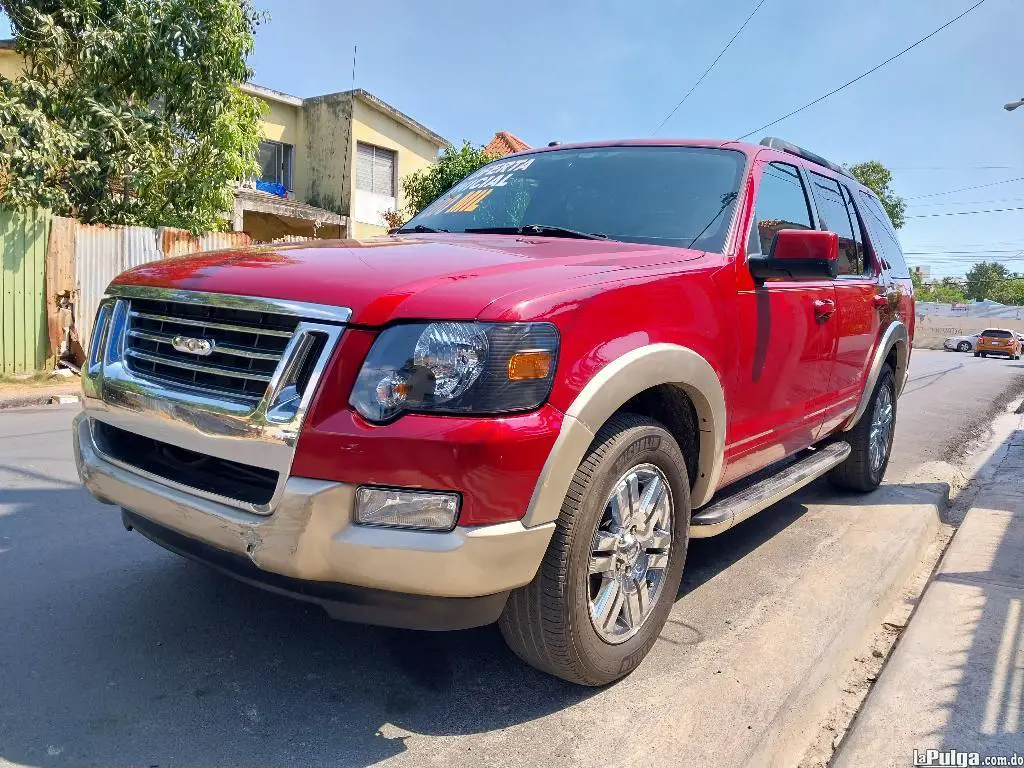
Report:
734,0,990,140
905,249,1024,255
906,206,1024,219
652,0,769,135
908,197,1024,209
904,176,1024,200
889,165,1019,171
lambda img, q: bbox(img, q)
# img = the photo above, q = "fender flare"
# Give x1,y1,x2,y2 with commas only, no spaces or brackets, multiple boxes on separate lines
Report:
522,344,726,528
842,320,910,432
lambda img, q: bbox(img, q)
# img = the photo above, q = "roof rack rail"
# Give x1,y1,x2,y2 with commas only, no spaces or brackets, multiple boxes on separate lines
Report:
759,137,853,179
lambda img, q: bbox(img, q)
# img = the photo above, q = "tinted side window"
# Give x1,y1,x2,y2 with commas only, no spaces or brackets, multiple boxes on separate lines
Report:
842,185,870,271
809,171,861,275
752,162,813,255
857,191,910,277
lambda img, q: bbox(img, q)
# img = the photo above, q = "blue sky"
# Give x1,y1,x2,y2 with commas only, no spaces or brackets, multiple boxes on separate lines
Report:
3,0,1022,277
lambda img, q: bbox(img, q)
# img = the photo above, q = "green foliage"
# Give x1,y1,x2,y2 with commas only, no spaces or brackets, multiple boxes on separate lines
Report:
964,261,1012,301
915,276,967,304
848,161,906,229
0,0,266,233
402,141,494,216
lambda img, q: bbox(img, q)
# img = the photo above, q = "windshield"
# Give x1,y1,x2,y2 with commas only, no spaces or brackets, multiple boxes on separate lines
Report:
403,146,747,252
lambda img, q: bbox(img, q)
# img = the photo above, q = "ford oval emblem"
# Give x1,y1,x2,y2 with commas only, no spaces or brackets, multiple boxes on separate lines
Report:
171,335,215,356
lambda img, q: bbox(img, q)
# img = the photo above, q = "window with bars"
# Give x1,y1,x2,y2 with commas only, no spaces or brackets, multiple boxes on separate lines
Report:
356,143,396,196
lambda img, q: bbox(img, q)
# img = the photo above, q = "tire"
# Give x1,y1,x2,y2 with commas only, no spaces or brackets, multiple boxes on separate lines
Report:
957,341,971,352
974,352,980,358
499,413,690,686
828,365,897,492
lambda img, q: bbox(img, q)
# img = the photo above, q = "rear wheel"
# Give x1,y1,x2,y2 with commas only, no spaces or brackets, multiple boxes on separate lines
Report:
499,413,690,686
957,341,971,352
828,366,896,492
974,352,981,358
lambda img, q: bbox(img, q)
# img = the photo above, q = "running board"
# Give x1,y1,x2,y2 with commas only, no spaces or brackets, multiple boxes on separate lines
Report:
689,441,851,538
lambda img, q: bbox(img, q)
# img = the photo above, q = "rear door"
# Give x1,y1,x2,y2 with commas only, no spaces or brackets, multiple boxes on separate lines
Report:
723,159,838,486
806,172,881,435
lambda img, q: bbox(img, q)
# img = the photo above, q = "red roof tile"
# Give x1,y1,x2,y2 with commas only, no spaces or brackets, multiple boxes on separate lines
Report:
485,131,531,157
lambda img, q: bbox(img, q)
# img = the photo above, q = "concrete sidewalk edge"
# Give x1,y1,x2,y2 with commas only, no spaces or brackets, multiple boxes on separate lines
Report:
0,387,81,410
833,409,1024,767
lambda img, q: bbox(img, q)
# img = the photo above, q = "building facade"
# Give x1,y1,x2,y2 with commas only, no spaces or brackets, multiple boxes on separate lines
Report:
0,41,447,240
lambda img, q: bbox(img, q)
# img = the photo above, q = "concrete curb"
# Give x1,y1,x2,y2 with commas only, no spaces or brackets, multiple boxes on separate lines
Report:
0,390,81,410
607,470,957,768
832,413,1024,767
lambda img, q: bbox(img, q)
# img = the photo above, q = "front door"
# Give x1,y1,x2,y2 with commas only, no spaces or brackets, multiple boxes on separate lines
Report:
722,160,838,486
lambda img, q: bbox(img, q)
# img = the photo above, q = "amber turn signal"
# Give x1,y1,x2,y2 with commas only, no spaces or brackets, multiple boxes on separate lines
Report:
507,350,553,381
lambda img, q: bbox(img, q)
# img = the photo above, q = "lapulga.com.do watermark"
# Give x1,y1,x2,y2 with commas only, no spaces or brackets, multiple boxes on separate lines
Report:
913,749,1024,767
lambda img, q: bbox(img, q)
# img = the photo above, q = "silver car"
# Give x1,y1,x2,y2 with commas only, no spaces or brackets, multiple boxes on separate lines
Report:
944,332,981,352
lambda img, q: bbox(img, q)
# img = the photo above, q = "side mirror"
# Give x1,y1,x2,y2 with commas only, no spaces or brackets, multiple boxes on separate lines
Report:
748,230,839,281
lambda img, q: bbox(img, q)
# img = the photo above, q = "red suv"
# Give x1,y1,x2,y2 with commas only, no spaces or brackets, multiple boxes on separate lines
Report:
74,137,913,685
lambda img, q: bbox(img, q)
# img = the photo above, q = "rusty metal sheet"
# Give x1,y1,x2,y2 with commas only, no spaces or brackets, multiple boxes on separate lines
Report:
46,217,77,360
198,231,251,252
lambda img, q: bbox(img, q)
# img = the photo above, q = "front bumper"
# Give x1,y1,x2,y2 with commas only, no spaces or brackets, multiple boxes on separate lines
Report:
74,413,555,629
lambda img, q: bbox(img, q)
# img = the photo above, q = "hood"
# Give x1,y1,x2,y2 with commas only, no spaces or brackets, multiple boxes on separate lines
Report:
111,234,708,325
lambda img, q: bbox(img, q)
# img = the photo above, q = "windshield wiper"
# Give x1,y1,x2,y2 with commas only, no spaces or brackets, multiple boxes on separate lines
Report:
464,224,608,240
395,224,448,234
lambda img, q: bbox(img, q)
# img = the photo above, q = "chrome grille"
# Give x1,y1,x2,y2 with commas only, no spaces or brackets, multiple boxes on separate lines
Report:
124,297,301,403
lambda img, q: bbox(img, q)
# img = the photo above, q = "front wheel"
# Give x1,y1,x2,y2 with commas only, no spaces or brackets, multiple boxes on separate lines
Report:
499,413,690,686
958,341,971,352
828,366,896,492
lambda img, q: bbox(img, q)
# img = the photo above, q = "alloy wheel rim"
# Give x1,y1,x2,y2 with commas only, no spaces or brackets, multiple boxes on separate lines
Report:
869,384,894,474
587,463,673,644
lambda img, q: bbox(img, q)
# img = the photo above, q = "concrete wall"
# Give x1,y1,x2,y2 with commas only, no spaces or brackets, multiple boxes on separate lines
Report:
0,47,24,80
349,98,441,237
914,315,1024,350
301,92,354,218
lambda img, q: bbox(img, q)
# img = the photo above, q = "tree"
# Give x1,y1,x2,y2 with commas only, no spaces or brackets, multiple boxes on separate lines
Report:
0,0,266,233
990,276,1024,306
402,141,494,217
912,271,967,303
848,161,906,229
964,261,1012,301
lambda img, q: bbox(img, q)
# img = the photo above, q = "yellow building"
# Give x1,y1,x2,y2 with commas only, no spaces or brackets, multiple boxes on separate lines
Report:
239,83,447,240
0,40,447,240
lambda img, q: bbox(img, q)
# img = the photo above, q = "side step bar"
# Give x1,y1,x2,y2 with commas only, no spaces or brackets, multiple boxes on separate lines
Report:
690,441,851,538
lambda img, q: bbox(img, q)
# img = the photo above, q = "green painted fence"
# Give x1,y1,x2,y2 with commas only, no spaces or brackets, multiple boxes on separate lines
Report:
0,208,50,374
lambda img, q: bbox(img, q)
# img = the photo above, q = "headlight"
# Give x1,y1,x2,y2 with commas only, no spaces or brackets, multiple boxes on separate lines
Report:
350,322,559,422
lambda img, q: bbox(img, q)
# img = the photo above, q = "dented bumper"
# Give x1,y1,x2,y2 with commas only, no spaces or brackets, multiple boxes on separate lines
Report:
73,413,554,629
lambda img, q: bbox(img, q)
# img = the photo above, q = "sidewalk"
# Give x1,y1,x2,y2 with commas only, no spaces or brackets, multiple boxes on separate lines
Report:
0,378,80,409
834,410,1024,766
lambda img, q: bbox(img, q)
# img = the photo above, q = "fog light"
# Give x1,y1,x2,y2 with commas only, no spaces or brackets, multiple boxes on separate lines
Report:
354,487,460,531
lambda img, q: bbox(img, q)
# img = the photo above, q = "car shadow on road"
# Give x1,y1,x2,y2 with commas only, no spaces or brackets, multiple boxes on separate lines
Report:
0,469,949,768
0,484,601,768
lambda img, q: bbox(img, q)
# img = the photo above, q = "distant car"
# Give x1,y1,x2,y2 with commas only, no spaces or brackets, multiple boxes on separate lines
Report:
974,328,1022,360
944,332,980,353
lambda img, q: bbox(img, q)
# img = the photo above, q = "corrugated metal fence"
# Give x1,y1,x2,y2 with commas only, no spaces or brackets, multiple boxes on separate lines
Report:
71,221,251,351
0,208,50,374
0,207,253,372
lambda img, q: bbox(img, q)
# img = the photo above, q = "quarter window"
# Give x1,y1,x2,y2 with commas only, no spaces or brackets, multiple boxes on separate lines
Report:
809,171,863,275
356,143,397,196
752,162,813,255
857,191,910,277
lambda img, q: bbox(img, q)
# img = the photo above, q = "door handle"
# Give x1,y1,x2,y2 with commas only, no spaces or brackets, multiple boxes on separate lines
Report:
813,299,836,319
873,294,889,309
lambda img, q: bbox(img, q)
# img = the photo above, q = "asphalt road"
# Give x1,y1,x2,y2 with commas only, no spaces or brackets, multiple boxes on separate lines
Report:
0,349,1021,768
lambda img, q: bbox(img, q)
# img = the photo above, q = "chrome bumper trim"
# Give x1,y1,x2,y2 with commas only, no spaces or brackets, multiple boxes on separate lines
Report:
74,413,555,599
82,289,351,515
